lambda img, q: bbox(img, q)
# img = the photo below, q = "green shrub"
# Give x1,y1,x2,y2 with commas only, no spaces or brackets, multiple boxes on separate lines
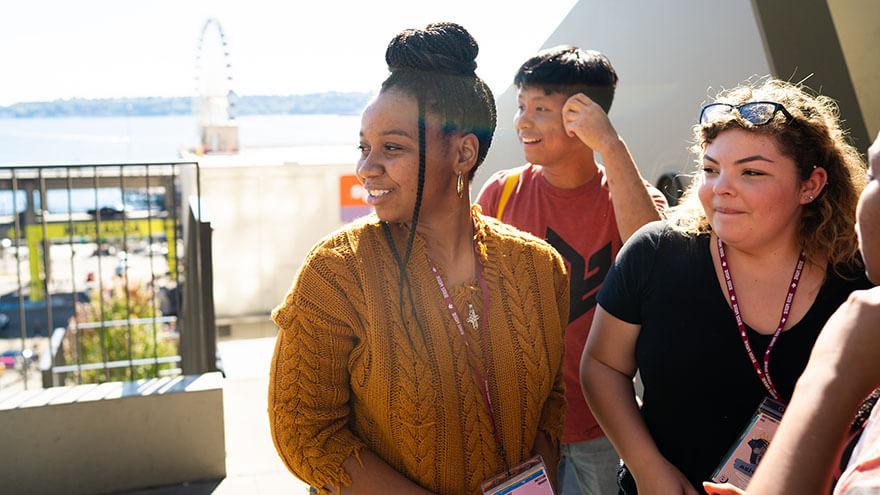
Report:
61,279,178,384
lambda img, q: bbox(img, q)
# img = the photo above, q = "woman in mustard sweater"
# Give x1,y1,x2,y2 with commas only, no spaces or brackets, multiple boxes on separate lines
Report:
268,23,568,495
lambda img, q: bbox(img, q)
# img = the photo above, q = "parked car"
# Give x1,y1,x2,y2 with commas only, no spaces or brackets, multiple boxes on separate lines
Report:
87,206,125,219
0,350,19,370
0,349,35,370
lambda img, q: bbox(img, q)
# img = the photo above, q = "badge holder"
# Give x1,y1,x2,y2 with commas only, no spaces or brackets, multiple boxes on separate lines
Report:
711,397,786,489
480,454,554,495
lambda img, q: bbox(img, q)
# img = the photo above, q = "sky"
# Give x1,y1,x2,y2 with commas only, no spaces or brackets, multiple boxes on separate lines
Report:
0,0,579,106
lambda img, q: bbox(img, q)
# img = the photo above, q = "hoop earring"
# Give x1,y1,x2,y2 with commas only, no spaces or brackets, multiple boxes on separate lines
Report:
456,172,464,198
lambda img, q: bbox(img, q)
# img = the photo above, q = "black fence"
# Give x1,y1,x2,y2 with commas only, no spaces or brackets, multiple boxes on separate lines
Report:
0,162,216,390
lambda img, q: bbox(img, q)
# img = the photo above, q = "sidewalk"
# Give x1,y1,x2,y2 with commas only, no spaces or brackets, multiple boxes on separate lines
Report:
120,336,310,495
212,337,310,494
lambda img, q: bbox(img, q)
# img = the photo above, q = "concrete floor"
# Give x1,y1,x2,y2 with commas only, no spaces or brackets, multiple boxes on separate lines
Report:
117,336,311,495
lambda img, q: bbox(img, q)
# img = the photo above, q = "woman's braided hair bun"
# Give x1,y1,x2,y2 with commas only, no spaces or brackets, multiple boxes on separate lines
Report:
385,22,478,77
380,21,496,172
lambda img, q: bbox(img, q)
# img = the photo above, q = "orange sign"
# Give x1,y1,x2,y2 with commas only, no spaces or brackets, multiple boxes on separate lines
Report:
340,174,372,222
340,175,368,207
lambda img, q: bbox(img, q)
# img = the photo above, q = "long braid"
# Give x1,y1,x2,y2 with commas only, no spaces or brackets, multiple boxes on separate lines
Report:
382,91,429,347
377,21,496,349
400,94,428,336
402,92,427,269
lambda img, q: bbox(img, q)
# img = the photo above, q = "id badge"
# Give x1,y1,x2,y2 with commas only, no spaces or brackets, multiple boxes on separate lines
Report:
480,454,555,495
711,397,786,489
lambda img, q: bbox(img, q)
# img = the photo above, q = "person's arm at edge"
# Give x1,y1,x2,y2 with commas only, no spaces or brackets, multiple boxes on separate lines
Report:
739,289,880,495
738,372,862,495
580,307,697,494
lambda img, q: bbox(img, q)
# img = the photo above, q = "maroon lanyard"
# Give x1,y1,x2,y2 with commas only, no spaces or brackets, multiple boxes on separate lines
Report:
427,247,508,466
717,236,805,401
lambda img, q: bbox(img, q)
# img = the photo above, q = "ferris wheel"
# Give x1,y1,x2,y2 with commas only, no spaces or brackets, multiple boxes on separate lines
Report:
194,18,239,152
195,18,236,126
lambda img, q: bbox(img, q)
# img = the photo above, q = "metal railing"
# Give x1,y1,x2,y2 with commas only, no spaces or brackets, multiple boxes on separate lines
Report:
0,161,216,390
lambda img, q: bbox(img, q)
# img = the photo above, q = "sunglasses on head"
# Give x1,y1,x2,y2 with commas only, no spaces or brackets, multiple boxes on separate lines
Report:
699,101,795,126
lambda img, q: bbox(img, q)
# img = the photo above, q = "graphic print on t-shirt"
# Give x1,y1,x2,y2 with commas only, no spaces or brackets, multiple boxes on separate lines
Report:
546,227,613,323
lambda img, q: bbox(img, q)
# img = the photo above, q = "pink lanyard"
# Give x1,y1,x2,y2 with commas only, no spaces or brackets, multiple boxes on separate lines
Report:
717,237,805,401
427,248,508,466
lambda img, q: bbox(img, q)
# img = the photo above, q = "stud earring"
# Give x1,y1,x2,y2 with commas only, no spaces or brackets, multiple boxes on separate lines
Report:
456,172,464,198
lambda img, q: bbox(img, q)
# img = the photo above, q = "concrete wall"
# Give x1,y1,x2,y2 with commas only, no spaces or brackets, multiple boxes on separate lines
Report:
195,153,358,322
0,373,225,495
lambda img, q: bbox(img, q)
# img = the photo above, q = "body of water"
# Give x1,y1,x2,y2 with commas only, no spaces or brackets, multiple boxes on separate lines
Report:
0,113,361,165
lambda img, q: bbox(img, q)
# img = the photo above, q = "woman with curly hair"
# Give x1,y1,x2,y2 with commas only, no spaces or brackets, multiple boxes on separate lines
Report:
704,132,880,495
269,23,567,495
580,78,871,494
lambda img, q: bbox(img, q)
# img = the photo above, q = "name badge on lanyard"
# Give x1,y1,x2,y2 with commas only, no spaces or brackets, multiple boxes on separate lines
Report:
710,237,805,488
712,397,785,489
481,455,555,495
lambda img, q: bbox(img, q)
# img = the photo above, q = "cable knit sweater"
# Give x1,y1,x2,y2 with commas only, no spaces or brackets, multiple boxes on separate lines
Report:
269,210,568,495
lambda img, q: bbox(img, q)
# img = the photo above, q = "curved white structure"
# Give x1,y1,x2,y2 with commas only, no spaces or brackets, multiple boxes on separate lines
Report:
476,0,873,200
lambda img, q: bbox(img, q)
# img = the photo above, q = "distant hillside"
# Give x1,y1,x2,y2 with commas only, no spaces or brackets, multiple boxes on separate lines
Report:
0,92,373,118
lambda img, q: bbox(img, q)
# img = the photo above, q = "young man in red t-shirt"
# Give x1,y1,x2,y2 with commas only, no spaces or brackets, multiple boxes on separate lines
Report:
477,46,667,494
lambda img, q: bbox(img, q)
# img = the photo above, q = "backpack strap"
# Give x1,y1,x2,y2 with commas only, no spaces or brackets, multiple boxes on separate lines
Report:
496,168,524,220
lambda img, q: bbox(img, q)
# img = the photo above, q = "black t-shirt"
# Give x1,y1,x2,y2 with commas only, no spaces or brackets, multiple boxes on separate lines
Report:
597,221,871,491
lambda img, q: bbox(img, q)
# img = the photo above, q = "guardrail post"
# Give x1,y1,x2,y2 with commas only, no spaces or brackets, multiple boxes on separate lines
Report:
179,196,216,375
40,327,66,388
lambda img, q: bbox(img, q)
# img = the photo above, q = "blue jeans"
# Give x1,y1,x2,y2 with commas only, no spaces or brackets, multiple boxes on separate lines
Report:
558,435,620,495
